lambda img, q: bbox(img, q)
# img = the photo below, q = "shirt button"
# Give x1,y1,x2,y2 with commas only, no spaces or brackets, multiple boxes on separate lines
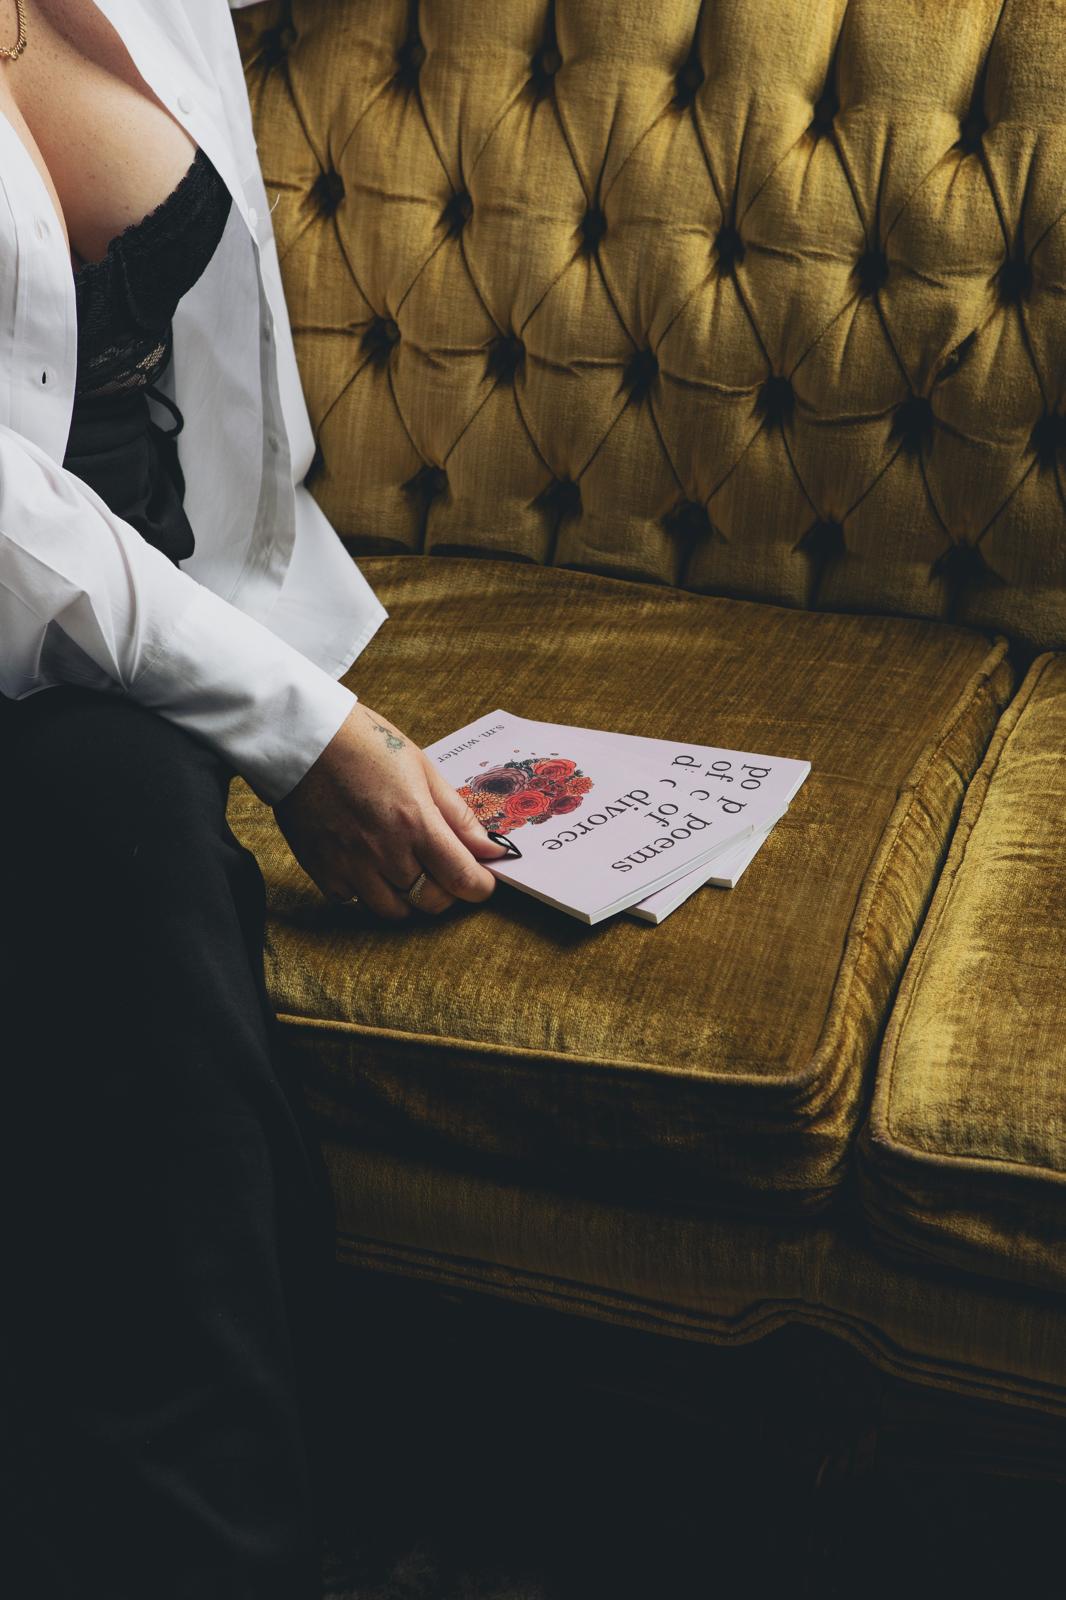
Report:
177,92,193,115
39,366,56,387
247,206,259,230
262,323,273,344
34,216,50,240
267,434,281,455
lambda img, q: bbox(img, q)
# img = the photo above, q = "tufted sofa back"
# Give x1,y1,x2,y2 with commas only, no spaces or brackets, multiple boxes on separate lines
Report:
236,1,1066,654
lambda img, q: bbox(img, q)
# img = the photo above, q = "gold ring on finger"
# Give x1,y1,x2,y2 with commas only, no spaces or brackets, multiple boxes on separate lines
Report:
405,869,432,909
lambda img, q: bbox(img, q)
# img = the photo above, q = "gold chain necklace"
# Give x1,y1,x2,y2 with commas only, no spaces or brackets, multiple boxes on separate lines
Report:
0,0,26,61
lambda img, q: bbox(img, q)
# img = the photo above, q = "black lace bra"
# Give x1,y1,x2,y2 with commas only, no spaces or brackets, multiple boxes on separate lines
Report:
73,146,232,398
63,148,232,564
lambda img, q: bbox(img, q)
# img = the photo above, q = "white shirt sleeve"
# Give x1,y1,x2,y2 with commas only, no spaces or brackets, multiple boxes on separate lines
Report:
0,424,356,805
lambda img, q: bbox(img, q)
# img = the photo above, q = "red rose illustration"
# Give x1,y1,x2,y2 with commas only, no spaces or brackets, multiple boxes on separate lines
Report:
534,758,577,781
504,789,549,820
470,766,526,797
549,793,582,815
528,774,564,794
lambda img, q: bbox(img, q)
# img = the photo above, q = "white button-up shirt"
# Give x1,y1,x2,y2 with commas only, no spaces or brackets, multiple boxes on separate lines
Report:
0,0,388,803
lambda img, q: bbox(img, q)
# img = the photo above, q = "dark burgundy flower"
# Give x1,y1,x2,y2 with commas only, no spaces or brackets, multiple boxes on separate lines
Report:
470,765,526,797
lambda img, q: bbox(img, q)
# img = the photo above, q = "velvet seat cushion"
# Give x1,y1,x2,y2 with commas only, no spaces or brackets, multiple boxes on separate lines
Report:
861,654,1066,1293
226,555,1012,1215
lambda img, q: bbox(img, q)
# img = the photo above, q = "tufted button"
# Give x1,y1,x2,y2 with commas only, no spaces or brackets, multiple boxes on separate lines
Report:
442,189,474,236
395,34,426,89
363,315,401,366
855,247,889,297
538,477,582,520
997,249,1032,305
625,347,659,399
261,23,297,67
958,107,988,153
403,464,448,501
580,206,607,253
797,518,846,564
1030,411,1066,468
809,86,839,138
931,540,1002,589
674,54,704,108
936,331,976,383
892,394,935,455
664,500,713,542
313,169,345,216
530,39,562,97
487,333,525,384
758,374,794,424
408,464,444,499
714,224,745,275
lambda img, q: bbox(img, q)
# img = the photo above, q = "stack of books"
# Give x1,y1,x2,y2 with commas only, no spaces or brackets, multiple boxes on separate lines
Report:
425,711,809,925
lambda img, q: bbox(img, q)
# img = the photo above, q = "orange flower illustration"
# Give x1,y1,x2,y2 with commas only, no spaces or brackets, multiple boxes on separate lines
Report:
566,775,593,795
533,758,577,781
467,790,498,817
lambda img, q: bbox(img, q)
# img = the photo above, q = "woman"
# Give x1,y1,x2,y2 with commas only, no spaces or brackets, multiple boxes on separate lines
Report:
0,2,508,1595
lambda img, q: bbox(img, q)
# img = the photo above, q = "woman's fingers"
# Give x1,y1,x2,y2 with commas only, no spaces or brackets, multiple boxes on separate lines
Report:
273,701,510,920
346,868,413,922
406,874,456,915
423,758,511,862
342,841,456,918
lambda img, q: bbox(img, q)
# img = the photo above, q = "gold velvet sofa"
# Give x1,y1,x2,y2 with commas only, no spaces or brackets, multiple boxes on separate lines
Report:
230,1,1066,1425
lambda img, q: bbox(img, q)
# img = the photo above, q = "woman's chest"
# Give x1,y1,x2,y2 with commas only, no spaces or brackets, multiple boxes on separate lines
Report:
0,0,195,267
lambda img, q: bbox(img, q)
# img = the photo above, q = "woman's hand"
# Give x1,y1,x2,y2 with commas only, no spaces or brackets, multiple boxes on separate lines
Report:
271,701,509,920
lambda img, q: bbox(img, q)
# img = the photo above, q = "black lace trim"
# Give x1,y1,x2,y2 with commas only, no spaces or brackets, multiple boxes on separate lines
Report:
73,147,232,397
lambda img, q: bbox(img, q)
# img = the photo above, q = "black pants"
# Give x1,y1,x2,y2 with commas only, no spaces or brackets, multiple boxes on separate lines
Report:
1,686,340,1599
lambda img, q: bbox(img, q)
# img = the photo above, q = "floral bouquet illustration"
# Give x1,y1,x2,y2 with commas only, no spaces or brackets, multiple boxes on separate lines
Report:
458,756,594,835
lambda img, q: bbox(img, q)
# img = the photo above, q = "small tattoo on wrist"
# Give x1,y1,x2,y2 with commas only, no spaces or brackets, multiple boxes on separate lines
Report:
365,712,405,752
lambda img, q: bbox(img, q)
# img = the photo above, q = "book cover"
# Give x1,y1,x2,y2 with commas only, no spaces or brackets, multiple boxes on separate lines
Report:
557,725,810,923
424,711,791,924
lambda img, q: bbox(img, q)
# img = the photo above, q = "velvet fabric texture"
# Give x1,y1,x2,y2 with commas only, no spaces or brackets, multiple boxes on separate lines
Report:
226,557,1012,1214
237,0,1066,653
861,654,1066,1293
321,1140,1066,1419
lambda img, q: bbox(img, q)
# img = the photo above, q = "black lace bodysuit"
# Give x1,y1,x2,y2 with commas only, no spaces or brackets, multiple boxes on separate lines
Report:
62,148,232,563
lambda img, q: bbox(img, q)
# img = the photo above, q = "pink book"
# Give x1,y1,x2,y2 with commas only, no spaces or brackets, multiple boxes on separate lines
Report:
424,710,791,924
565,728,810,922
